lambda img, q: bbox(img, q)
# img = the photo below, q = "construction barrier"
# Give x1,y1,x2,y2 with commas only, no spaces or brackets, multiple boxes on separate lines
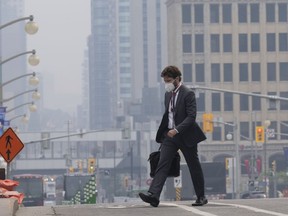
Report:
0,179,24,204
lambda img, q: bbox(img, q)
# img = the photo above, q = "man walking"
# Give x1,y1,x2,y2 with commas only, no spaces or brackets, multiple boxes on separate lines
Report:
139,65,207,207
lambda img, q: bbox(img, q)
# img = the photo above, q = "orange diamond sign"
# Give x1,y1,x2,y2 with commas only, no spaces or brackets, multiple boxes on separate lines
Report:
0,127,24,163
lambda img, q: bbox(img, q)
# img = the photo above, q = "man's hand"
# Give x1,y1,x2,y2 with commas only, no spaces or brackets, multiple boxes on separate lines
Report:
167,129,178,138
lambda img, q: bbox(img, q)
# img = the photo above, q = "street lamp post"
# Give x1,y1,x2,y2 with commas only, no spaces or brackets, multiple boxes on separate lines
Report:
6,101,37,113
0,15,38,34
0,15,38,179
7,114,29,125
216,119,240,199
263,120,271,196
0,72,39,88
0,49,40,66
0,88,40,104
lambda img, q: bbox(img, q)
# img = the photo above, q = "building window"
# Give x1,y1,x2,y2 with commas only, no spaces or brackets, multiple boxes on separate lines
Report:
195,34,204,53
183,63,192,82
195,63,205,82
267,33,276,51
280,92,288,110
252,92,261,111
223,34,232,52
240,122,249,141
210,4,219,23
183,34,192,53
212,126,221,141
194,4,204,24
212,92,221,111
224,92,233,111
240,95,249,111
279,33,288,51
238,4,247,23
223,63,233,82
250,3,259,23
251,63,260,81
267,63,276,81
211,34,220,52
278,3,288,22
280,62,288,81
239,34,248,52
211,63,220,82
222,4,232,23
251,34,260,52
182,4,191,24
197,92,205,112
266,3,275,22
280,121,288,139
239,63,248,82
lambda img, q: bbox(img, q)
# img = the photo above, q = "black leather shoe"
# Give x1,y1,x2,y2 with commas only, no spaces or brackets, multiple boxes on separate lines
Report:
139,192,159,207
192,197,208,206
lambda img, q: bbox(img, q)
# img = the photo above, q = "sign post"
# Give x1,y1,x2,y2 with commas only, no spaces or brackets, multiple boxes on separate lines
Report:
174,170,182,201
0,127,24,178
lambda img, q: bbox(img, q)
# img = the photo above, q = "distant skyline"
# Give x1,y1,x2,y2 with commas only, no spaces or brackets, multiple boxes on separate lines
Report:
24,0,91,115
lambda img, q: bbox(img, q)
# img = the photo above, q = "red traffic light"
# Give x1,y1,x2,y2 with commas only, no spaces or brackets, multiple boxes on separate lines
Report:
257,127,263,133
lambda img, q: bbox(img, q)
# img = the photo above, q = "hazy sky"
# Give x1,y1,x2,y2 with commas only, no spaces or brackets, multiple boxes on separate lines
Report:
24,0,91,115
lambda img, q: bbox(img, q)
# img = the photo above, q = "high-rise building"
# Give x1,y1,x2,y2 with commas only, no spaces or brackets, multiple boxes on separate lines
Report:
166,0,288,171
0,0,28,123
167,0,288,179
89,0,167,129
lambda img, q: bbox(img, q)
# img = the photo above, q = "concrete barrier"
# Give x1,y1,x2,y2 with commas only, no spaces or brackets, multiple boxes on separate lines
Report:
0,198,19,216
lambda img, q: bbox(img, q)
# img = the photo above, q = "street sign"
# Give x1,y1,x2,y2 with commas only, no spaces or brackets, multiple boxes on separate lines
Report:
0,127,24,163
174,170,182,188
266,128,275,138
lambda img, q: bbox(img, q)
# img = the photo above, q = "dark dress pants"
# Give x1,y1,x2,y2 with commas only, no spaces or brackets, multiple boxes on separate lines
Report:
148,135,205,199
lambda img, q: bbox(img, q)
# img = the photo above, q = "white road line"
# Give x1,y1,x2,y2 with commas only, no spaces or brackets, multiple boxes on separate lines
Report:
162,202,288,216
162,203,219,216
210,202,288,216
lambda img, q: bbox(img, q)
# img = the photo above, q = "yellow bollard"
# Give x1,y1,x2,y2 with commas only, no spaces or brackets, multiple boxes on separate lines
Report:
175,187,181,201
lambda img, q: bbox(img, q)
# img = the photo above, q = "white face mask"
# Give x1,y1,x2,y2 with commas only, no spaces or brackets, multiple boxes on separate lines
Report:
165,82,175,92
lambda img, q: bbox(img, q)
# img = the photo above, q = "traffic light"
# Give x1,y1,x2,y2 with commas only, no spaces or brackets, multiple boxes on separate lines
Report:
69,166,74,173
255,126,264,143
202,113,213,133
271,160,277,172
88,158,96,174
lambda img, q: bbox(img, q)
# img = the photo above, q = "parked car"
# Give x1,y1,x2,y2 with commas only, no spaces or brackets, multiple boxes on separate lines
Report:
241,191,266,199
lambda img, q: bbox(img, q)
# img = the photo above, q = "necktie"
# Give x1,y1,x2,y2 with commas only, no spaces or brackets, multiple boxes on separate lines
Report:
170,90,178,128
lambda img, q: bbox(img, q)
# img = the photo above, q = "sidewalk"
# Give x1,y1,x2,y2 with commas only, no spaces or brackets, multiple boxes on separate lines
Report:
0,198,19,216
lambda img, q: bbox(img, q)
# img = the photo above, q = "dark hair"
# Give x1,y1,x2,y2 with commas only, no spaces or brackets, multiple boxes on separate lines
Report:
161,65,182,80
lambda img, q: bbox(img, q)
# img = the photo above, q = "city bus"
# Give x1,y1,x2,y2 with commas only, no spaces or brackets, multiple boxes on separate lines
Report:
13,174,44,206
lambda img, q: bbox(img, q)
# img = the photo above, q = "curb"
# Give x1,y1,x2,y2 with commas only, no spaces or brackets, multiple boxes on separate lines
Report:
0,198,19,216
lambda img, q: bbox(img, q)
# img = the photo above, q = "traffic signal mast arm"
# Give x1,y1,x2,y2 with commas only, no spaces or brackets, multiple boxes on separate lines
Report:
190,85,288,101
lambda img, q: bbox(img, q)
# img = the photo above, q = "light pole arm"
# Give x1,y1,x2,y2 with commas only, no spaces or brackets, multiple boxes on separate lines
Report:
0,72,36,88
6,102,34,113
0,15,33,30
0,50,36,65
7,114,26,122
0,89,37,104
190,85,288,102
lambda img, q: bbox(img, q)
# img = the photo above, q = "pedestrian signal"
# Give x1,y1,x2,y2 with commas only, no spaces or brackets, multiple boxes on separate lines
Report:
255,126,264,143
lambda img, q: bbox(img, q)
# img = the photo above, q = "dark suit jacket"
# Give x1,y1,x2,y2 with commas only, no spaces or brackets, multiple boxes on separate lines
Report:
156,84,206,147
